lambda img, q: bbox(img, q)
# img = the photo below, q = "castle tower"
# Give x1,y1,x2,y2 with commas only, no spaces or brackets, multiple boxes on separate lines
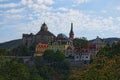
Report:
40,22,48,31
69,23,74,40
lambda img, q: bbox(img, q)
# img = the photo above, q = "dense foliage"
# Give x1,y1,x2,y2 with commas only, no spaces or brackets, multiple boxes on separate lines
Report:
0,49,71,80
73,37,88,51
0,44,35,56
35,50,71,80
70,41,120,80
98,41,120,58
0,57,30,80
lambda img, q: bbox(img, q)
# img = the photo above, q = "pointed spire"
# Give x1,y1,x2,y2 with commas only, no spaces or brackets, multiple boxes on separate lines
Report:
70,23,74,34
69,23,74,40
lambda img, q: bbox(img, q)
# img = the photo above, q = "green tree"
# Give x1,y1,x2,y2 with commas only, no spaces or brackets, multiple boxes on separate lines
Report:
98,41,120,58
0,48,7,55
43,49,55,62
29,44,36,56
0,57,29,80
33,49,71,80
27,65,44,80
73,37,88,51
12,45,30,56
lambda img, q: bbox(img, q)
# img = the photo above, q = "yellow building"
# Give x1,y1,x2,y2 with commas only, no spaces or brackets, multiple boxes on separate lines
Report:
48,42,70,53
48,33,74,57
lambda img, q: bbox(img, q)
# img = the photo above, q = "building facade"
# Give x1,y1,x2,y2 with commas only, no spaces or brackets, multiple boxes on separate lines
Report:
22,23,56,47
48,33,74,57
92,36,105,51
34,23,75,56
35,43,48,56
74,52,91,64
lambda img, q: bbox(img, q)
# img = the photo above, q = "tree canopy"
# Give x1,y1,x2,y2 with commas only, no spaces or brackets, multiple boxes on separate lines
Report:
73,37,88,51
70,41,120,80
34,49,71,80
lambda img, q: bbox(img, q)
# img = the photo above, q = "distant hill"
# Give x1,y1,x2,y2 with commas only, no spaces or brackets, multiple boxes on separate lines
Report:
103,38,120,45
89,37,120,45
0,39,22,49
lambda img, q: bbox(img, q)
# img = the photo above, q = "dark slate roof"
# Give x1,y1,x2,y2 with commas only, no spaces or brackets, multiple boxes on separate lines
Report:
36,30,56,37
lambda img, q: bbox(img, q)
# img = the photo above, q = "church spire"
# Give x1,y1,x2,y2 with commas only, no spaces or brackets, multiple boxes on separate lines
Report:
70,23,74,34
69,23,74,40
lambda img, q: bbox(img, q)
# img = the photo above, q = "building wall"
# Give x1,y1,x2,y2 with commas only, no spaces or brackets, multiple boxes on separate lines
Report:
35,43,48,56
65,48,74,57
48,43,70,54
74,52,91,62
22,34,36,47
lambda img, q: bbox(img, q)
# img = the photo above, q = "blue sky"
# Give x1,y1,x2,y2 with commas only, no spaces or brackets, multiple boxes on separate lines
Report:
0,0,120,43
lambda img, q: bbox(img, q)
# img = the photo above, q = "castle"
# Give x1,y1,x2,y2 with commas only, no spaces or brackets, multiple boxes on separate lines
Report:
22,23,74,47
35,23,74,56
22,22,105,64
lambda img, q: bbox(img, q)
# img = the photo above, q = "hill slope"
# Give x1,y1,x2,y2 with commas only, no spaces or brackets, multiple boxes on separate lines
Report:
0,39,22,49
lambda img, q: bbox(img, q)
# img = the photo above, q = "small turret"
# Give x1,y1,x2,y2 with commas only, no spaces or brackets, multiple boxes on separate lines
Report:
40,22,48,31
69,23,74,40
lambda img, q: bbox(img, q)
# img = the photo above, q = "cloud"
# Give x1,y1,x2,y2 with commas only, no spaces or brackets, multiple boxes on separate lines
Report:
15,8,119,39
116,6,120,10
6,8,25,13
20,0,54,11
6,14,25,20
0,2,20,8
116,17,120,21
58,7,69,12
35,0,54,5
73,0,90,4
101,10,107,13
0,0,54,10
1,0,120,43
20,0,54,5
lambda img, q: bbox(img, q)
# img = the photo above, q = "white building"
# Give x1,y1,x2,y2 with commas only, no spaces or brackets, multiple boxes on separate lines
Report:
74,52,91,64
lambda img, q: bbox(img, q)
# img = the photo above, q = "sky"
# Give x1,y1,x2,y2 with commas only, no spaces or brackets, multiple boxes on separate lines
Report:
0,0,120,43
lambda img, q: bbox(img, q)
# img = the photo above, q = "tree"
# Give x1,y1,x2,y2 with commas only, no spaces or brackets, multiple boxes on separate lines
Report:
0,57,29,80
0,48,7,56
73,37,88,51
43,49,55,62
12,45,30,56
29,44,36,56
98,41,120,58
33,49,71,80
53,50,65,62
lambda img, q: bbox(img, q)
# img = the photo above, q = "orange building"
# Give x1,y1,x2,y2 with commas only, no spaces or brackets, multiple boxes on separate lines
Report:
35,43,48,56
